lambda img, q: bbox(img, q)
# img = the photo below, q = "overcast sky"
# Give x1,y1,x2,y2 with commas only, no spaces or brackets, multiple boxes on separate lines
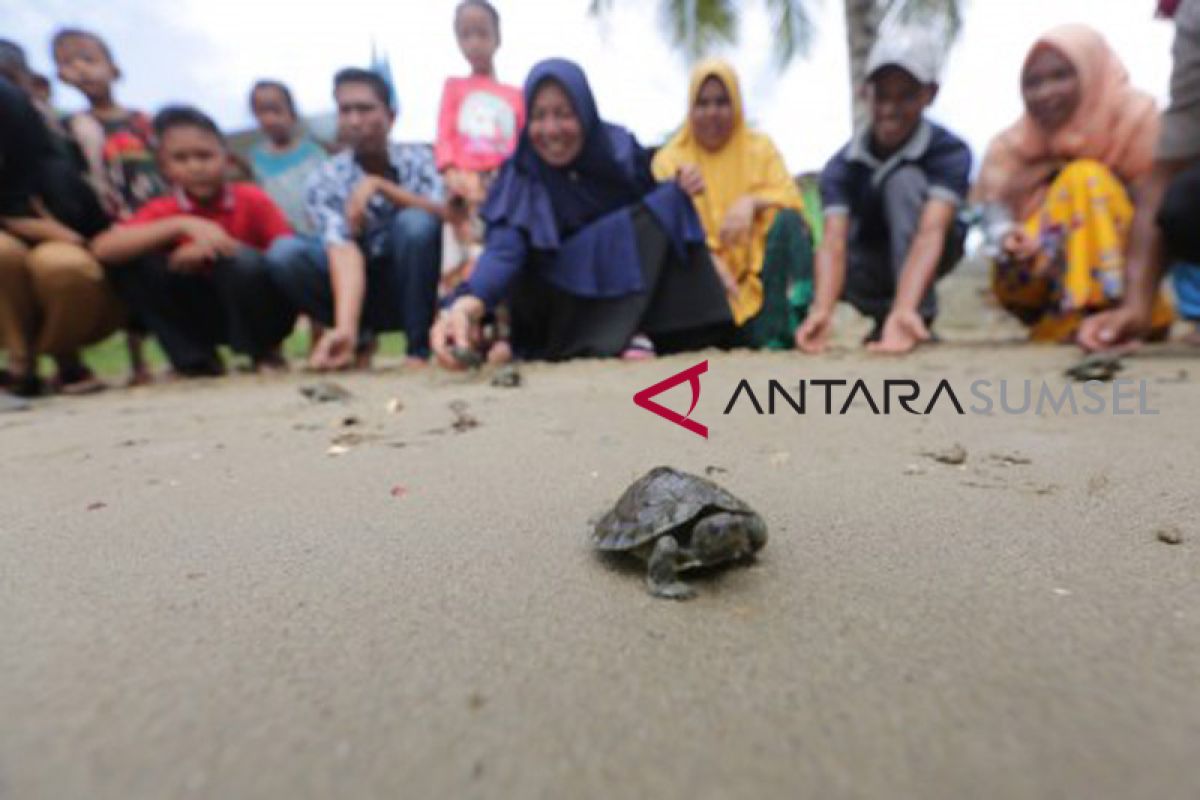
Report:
6,0,1177,174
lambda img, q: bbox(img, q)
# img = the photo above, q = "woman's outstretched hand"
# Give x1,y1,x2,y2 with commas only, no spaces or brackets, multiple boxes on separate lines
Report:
432,295,486,369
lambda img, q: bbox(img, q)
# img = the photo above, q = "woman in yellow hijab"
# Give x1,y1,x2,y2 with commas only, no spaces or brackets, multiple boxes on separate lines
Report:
652,59,812,349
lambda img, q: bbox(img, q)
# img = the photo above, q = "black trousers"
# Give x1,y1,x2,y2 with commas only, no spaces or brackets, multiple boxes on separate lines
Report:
108,247,295,372
1159,162,1200,264
508,205,733,361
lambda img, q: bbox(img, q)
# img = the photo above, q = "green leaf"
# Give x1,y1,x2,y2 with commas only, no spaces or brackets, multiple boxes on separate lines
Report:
764,0,818,70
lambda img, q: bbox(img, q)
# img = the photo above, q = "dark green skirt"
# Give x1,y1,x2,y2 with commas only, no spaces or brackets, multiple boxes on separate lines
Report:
734,209,814,351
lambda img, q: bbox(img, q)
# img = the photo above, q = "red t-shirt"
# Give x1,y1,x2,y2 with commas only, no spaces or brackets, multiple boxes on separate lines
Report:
122,183,292,250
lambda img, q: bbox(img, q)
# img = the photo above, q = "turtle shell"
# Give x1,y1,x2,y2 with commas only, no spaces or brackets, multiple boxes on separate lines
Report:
591,466,755,551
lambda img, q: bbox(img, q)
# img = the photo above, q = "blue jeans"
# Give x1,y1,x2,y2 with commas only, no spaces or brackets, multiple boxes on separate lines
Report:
267,208,442,357
1171,262,1200,321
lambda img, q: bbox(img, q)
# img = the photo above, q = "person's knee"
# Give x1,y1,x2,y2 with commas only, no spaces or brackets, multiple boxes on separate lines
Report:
225,245,267,271
771,207,804,230
265,236,328,291
27,242,104,292
1055,158,1111,189
392,208,441,245
266,236,309,272
0,232,29,274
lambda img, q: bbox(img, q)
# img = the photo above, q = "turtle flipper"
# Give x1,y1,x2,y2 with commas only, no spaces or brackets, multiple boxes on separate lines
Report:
646,536,696,600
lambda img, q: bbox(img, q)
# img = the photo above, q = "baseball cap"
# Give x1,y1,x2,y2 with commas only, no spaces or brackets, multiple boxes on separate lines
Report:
865,32,941,85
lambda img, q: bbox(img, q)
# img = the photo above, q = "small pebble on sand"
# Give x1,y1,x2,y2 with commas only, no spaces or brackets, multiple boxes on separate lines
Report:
1156,527,1184,545
923,443,967,465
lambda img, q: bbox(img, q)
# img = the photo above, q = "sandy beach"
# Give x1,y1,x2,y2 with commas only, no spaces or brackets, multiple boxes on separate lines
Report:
2,259,1199,799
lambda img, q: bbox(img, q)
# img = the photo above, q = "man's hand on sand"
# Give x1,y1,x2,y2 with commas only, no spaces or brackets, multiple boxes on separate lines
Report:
867,309,931,355
795,309,833,354
309,328,356,371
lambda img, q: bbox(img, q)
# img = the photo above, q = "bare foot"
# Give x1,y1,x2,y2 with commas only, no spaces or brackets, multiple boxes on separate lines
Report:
486,340,512,365
253,351,290,374
53,354,106,396
126,366,155,388
404,356,429,369
56,371,106,396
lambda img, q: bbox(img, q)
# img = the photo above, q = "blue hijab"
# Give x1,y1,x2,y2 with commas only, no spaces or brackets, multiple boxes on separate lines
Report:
481,58,702,298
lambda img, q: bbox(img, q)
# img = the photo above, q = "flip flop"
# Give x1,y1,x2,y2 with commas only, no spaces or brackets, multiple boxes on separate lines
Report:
621,334,656,361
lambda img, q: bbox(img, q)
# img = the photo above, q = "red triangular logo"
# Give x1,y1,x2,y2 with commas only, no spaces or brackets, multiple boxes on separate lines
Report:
632,360,708,439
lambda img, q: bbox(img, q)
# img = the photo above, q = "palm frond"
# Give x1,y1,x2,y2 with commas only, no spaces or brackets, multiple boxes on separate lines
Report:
884,0,965,42
764,0,819,70
659,0,739,63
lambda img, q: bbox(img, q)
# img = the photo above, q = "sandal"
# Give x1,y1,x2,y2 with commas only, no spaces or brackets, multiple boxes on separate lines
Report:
621,333,656,361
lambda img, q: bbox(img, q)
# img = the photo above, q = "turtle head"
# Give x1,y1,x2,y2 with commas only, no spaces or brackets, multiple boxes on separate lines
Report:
744,513,768,552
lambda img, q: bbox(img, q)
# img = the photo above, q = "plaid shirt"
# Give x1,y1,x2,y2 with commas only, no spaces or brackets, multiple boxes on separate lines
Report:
304,142,443,251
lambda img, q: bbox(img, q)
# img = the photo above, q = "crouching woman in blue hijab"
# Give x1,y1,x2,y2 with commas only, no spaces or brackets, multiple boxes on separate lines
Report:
431,58,733,365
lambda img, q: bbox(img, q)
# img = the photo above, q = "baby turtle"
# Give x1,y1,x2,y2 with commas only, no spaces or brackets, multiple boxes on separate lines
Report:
299,381,353,403
490,363,521,388
1064,353,1123,382
451,346,484,370
591,466,767,600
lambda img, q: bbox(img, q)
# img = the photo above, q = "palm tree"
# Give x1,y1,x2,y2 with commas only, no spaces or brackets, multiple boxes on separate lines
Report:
589,0,965,124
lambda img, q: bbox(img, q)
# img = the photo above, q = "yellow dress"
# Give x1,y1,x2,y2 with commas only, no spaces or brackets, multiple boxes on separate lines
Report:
651,59,804,326
992,159,1173,342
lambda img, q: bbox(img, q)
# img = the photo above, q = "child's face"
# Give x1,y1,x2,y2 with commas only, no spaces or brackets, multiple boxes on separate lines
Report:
54,35,117,101
159,125,228,203
455,5,499,74
866,67,935,153
252,87,296,145
528,80,583,167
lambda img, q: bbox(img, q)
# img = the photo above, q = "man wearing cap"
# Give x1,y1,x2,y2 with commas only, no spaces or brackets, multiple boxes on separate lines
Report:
796,34,972,355
1078,0,1200,351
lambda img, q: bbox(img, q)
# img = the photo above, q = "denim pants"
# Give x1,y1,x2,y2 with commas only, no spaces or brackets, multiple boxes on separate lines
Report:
267,208,442,357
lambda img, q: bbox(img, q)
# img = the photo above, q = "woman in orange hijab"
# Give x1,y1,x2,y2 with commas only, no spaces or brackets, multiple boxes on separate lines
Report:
975,24,1174,342
652,59,812,349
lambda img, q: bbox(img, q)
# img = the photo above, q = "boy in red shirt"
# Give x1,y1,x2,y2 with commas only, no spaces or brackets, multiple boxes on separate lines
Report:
92,106,296,375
